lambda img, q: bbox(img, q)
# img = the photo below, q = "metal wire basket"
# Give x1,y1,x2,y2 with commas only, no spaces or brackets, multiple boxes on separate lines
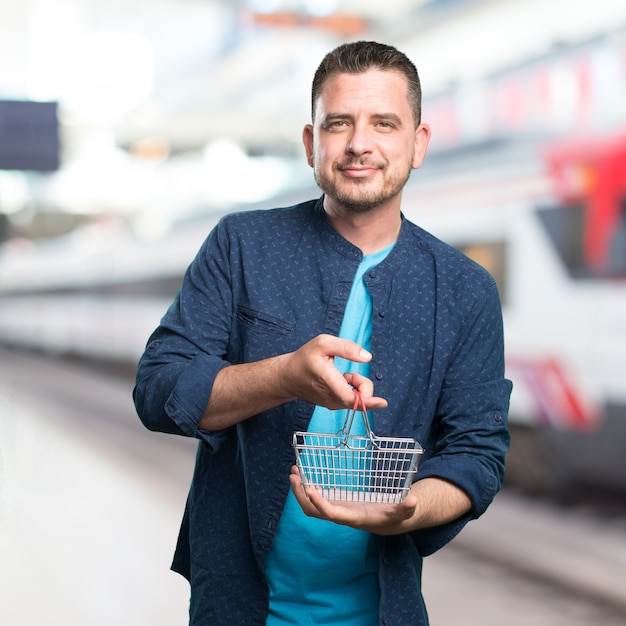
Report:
293,393,423,503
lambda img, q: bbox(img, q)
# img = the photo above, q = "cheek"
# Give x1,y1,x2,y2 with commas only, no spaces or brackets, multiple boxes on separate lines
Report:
315,134,346,160
392,139,417,168
312,145,334,170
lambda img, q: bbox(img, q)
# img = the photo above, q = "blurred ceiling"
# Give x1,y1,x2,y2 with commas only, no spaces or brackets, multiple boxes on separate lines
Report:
2,0,626,156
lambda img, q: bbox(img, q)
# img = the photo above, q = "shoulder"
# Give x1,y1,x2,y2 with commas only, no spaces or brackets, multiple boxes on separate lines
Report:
402,217,496,291
219,198,319,233
203,197,322,262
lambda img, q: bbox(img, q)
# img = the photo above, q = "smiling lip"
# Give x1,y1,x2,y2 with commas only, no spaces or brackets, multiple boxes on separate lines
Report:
339,166,379,178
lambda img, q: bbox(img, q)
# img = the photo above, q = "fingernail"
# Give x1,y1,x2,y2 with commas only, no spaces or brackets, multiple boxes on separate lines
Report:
360,349,372,360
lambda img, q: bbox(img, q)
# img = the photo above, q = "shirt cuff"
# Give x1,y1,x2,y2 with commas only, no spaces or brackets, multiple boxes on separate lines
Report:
164,351,230,449
416,453,499,518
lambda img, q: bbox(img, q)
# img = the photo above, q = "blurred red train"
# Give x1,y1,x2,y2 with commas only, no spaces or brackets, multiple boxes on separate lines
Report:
403,133,626,495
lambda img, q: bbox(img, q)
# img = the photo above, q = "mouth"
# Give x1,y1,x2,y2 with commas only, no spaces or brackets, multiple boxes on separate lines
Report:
337,162,382,179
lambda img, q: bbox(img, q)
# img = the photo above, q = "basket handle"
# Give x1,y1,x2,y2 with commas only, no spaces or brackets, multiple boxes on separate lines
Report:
341,391,375,440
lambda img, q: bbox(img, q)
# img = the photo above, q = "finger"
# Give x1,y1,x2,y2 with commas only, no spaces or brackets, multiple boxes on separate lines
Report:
343,373,388,409
319,334,372,364
289,464,305,492
289,466,322,516
289,466,347,520
343,372,374,395
304,488,349,520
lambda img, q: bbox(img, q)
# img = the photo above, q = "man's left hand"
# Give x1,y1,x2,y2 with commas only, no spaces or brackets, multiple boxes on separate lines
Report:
289,465,419,535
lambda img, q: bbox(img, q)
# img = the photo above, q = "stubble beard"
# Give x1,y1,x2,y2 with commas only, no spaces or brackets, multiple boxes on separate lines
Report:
313,159,413,214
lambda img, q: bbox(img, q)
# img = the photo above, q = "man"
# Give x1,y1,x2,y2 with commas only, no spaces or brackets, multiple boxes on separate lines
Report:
134,41,511,625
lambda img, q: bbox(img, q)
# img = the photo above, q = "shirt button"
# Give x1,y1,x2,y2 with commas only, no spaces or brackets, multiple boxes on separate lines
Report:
369,270,377,278
378,309,386,318
375,372,383,381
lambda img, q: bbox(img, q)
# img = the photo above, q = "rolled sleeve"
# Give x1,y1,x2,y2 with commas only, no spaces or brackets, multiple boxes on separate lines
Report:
408,277,512,555
427,378,512,511
134,216,237,450
409,394,510,557
164,351,231,449
134,338,232,448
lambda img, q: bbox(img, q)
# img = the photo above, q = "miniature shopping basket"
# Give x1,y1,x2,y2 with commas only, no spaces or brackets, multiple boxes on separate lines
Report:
293,392,423,503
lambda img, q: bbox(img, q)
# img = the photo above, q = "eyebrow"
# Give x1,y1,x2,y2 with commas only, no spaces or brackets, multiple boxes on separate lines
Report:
322,112,405,126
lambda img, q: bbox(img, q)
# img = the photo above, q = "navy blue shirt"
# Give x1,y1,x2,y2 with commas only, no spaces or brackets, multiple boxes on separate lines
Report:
133,197,512,625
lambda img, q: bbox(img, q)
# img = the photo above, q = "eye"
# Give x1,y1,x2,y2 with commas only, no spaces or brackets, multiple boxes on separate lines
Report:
375,120,395,130
322,117,350,131
373,114,402,130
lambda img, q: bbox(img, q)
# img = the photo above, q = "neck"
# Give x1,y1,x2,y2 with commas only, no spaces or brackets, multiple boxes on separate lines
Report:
323,199,402,255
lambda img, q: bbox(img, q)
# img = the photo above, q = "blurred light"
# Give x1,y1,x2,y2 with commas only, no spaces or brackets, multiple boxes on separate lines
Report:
128,136,171,165
303,0,339,17
60,31,154,123
248,0,284,14
45,136,153,215
0,171,30,215
202,138,291,205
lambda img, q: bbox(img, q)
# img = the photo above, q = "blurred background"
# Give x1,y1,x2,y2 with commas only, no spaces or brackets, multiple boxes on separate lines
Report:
1,0,626,624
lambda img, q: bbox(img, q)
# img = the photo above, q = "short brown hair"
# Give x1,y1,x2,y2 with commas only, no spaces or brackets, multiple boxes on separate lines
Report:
311,41,422,126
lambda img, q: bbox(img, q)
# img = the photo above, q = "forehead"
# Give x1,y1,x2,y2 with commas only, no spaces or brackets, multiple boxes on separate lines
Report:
314,69,412,120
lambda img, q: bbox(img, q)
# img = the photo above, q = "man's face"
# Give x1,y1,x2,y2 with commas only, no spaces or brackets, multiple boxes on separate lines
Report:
303,69,430,214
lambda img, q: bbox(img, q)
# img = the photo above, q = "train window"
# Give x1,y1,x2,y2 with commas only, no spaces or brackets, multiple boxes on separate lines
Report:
537,200,626,279
610,198,626,274
536,203,587,276
456,241,508,305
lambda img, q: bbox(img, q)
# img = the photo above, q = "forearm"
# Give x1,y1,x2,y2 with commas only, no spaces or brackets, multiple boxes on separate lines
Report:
198,353,295,431
406,477,472,531
198,334,386,432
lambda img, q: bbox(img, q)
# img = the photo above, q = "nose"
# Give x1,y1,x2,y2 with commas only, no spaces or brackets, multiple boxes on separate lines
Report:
347,122,373,156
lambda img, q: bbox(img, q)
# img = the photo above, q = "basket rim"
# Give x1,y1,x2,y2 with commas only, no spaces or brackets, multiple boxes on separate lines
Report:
292,430,424,453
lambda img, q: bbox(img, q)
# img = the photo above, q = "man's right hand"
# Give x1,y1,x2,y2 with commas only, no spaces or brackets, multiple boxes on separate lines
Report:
283,334,387,411
199,334,386,431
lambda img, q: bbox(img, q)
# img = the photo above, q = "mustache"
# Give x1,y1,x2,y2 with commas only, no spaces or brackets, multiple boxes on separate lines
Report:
335,159,384,170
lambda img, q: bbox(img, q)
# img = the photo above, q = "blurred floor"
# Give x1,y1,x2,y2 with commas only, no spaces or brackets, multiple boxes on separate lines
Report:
0,384,193,626
424,546,626,626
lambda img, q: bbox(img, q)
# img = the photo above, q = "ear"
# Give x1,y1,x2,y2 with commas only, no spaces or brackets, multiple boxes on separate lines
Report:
302,124,314,168
411,123,431,170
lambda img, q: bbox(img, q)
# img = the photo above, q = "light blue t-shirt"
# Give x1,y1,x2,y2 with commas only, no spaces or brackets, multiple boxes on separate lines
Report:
265,243,394,626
